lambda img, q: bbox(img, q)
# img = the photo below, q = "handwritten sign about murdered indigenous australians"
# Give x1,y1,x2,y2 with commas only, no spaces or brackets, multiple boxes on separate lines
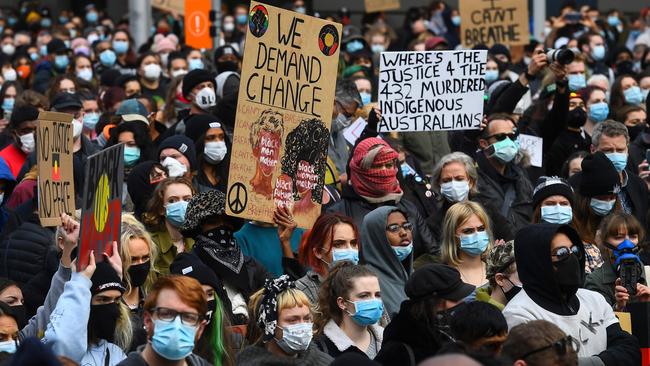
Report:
226,2,341,228
459,0,530,48
378,50,487,133
77,144,124,270
37,112,75,227
364,0,400,13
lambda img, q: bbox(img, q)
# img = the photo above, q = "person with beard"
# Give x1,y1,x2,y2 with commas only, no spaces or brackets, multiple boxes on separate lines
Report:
545,92,593,176
179,189,271,326
502,223,640,364
44,253,132,365
374,264,475,366
185,115,231,193
117,275,211,366
119,215,159,351
170,253,235,365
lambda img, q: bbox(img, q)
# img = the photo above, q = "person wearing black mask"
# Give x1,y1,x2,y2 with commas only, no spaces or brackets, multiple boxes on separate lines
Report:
545,91,592,176
503,223,640,364
625,93,650,175
179,189,272,326
213,45,241,74
477,240,521,310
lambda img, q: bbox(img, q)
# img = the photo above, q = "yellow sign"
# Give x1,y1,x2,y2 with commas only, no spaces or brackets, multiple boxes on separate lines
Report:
459,0,530,48
615,312,632,334
364,0,400,13
152,0,184,14
226,2,341,228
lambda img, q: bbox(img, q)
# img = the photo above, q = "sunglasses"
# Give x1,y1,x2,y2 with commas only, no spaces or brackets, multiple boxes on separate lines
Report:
520,335,579,359
386,222,414,233
486,132,517,142
551,246,582,262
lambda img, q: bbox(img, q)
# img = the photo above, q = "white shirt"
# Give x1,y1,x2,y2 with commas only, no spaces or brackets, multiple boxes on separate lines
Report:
503,288,618,358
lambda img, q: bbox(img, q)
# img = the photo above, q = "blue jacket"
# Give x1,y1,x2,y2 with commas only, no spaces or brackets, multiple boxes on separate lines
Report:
0,156,16,232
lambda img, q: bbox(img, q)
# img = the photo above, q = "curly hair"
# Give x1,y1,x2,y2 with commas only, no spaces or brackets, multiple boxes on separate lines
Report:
142,176,195,230
280,118,329,203
249,109,284,150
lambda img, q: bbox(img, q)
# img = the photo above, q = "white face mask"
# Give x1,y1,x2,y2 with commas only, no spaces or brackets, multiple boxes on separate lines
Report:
143,63,162,80
224,22,235,32
72,118,83,138
204,141,227,164
161,156,188,177
2,68,16,81
19,132,35,153
195,87,217,110
276,322,313,354
160,52,170,67
1,44,15,56
76,68,93,81
171,69,188,78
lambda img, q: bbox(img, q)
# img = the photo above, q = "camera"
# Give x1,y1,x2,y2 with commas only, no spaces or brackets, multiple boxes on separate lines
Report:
618,258,643,296
547,48,575,65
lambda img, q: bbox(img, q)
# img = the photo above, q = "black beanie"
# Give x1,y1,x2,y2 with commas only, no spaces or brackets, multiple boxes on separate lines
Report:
532,176,575,209
570,152,620,198
157,135,198,170
170,253,222,293
185,114,223,142
90,261,125,296
182,69,215,99
10,105,39,129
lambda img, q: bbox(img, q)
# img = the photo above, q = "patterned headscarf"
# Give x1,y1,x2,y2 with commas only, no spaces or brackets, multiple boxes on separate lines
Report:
257,275,295,342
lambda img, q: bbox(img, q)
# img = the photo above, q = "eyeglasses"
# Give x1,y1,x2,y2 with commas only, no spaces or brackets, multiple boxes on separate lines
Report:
386,222,413,233
520,335,579,360
486,132,517,142
150,307,203,326
551,246,582,262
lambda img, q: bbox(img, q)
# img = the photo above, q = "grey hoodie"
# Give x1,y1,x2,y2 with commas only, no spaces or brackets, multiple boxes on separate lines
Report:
359,206,413,318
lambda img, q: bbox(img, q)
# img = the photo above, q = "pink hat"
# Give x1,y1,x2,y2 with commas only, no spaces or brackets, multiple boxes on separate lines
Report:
154,34,178,53
71,37,89,50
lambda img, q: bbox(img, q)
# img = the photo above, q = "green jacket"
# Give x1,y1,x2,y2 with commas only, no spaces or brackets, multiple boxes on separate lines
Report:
585,261,646,307
150,230,194,275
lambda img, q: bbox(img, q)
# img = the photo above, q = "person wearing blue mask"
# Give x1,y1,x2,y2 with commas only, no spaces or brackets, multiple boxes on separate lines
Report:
610,75,644,118
591,120,649,232
293,213,360,305
578,32,614,86
233,4,249,33
352,76,372,107
117,275,212,365
569,151,621,273
79,90,101,140
106,121,155,185
313,262,384,359
111,30,137,75
585,212,650,310
532,176,576,226
476,114,533,233
360,206,414,318
32,38,69,94
583,86,609,136
484,58,500,85
566,56,587,92
440,201,493,290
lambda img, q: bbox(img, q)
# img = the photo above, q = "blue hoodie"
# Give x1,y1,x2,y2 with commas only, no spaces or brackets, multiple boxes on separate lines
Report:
0,156,16,232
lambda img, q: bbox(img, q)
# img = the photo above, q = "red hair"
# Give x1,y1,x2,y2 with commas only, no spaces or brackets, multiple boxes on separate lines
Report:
298,213,359,276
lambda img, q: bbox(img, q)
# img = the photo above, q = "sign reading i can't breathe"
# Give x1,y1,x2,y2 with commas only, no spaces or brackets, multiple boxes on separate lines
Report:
459,0,530,48
378,50,487,133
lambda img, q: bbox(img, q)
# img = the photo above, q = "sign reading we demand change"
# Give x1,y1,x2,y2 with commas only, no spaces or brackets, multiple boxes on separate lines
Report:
378,50,487,133
226,2,341,229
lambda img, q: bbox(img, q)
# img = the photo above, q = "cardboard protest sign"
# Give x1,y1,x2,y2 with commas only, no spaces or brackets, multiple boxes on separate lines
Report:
185,0,212,49
378,50,487,132
152,0,184,14
78,144,124,270
459,0,530,48
518,134,543,168
225,1,341,228
36,112,75,227
364,0,400,13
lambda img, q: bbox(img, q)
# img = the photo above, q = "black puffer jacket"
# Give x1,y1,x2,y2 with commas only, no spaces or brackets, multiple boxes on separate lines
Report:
0,218,57,316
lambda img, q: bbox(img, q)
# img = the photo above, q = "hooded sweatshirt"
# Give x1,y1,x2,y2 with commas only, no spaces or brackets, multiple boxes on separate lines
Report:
360,206,413,318
503,224,640,364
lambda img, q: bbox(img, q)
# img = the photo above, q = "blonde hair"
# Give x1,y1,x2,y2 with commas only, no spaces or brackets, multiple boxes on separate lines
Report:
120,214,159,295
440,201,493,266
246,287,312,345
113,302,133,350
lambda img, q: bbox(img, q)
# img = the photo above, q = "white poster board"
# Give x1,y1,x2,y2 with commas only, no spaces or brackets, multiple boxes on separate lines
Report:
518,134,543,168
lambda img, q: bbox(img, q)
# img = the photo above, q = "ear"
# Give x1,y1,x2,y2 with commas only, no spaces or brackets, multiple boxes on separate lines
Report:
313,246,322,260
478,138,489,150
494,273,504,287
195,319,207,340
143,311,153,335
590,144,596,154
336,296,347,312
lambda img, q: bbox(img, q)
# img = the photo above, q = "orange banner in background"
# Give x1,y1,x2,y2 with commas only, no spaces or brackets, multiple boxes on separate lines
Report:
185,0,212,49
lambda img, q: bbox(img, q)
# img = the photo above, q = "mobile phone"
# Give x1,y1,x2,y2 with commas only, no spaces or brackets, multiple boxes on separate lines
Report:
565,12,582,23
646,149,650,165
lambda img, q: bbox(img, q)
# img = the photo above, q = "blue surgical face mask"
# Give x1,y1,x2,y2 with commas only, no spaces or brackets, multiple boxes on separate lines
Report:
440,180,470,203
393,243,412,261
41,18,52,28
112,40,129,55
165,200,189,227
489,137,518,164
188,58,204,71
624,86,644,105
347,298,383,326
83,112,100,131
54,55,69,70
459,231,490,256
567,74,586,91
332,248,359,265
485,70,499,83
151,317,197,361
541,204,573,224
30,52,38,61
86,11,98,23
59,16,68,24
589,102,609,123
371,44,385,54
124,146,141,167
607,16,620,27
591,45,606,61
360,91,371,106
590,197,616,216
100,49,117,67
451,15,461,26
606,152,627,173
2,97,14,112
40,44,48,56
0,340,16,354
236,14,248,25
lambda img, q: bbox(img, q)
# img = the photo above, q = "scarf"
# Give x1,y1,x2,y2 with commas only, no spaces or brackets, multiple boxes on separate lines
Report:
257,275,295,341
350,138,402,203
196,228,243,274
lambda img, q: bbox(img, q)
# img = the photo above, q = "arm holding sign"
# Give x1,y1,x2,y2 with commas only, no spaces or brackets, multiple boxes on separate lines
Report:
539,68,570,152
